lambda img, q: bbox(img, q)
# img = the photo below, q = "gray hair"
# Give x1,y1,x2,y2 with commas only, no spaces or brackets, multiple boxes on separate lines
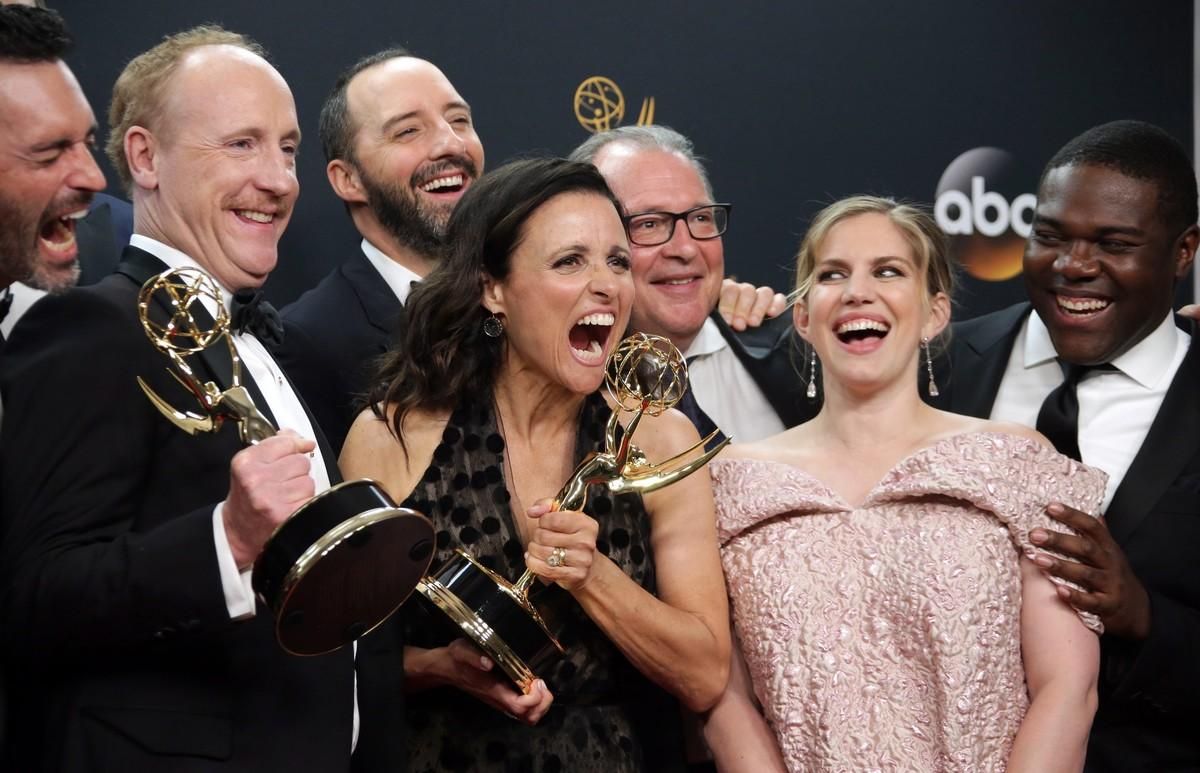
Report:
568,125,714,199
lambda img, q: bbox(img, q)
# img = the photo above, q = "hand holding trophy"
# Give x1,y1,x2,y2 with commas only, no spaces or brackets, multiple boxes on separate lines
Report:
417,332,729,692
137,267,435,655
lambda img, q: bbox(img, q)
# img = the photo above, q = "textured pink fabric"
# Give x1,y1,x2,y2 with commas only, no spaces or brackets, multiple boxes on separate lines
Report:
713,432,1107,773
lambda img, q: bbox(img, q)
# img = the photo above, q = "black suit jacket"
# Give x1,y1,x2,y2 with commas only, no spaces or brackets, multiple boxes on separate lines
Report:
274,252,404,454
710,310,817,429
932,302,1200,772
0,247,403,772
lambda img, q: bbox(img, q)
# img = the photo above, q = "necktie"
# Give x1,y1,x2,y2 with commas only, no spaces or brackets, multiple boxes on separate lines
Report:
678,351,728,450
230,288,284,348
1035,361,1115,461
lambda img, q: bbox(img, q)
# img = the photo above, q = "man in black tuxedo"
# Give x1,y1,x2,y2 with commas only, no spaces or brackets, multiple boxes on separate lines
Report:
1,26,402,771
932,120,1199,772
570,126,814,440
0,4,104,758
272,49,485,453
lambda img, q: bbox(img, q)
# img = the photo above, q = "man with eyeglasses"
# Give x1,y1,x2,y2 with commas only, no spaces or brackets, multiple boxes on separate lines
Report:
570,126,814,443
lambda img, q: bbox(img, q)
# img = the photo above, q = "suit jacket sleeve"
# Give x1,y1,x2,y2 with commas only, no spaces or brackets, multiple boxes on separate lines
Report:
0,287,232,663
1098,591,1200,715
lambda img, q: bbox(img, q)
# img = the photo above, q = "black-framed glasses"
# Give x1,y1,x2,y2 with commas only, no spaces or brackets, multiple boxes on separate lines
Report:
623,203,732,247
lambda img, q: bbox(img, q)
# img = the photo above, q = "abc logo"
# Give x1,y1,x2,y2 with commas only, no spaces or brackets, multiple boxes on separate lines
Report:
934,147,1036,281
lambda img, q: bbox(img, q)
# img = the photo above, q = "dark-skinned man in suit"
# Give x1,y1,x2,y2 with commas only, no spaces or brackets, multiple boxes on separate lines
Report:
932,120,1200,772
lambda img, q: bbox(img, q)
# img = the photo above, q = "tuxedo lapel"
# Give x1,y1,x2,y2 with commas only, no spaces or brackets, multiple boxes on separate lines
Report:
944,303,1030,418
116,246,279,431
1106,325,1200,542
342,253,405,353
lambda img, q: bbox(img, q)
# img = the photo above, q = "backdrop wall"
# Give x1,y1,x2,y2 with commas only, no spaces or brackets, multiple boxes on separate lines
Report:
57,0,1194,315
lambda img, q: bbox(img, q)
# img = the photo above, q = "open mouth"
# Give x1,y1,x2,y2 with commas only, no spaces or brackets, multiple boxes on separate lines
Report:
419,173,466,195
234,209,278,225
568,312,615,364
834,317,890,346
1055,294,1111,317
38,208,88,259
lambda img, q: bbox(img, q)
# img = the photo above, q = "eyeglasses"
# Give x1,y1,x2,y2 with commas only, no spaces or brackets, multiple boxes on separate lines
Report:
623,203,732,247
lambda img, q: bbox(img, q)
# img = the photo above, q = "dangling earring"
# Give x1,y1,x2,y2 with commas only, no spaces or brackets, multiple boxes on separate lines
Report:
483,313,504,338
922,336,939,397
806,347,818,400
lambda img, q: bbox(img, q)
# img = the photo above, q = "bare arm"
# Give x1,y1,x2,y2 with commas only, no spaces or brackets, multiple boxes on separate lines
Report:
526,409,732,711
340,408,554,723
703,632,788,773
1007,558,1099,773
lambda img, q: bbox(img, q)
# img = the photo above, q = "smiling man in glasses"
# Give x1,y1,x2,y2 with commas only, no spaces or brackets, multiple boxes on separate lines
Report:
571,126,814,442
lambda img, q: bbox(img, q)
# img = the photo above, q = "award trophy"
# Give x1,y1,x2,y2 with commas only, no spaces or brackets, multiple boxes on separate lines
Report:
136,267,435,656
416,332,729,692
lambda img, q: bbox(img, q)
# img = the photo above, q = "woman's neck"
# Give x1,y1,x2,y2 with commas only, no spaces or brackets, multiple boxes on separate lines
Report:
491,362,586,444
812,368,940,456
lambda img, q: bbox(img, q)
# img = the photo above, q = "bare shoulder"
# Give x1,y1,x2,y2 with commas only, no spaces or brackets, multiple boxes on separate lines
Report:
717,424,813,466
340,404,451,501
626,405,704,458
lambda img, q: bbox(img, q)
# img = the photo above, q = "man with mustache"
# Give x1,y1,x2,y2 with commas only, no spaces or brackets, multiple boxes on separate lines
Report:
933,120,1200,771
273,49,483,453
0,4,104,343
1,26,404,770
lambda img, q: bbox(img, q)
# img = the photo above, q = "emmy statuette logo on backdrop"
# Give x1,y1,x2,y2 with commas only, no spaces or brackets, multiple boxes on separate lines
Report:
574,75,656,133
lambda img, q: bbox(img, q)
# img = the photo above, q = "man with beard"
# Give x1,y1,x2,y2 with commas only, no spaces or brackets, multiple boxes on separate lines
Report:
273,49,483,452
0,4,104,342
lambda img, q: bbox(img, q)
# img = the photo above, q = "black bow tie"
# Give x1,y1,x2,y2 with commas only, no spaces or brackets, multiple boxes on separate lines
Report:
230,288,284,347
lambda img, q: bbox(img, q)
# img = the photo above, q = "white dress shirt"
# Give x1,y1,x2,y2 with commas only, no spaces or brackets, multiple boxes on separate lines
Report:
685,317,786,443
990,310,1187,511
360,238,421,305
129,235,358,745
131,236,334,612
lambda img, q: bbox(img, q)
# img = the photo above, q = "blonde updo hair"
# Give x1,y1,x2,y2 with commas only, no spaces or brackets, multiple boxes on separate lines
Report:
790,195,956,313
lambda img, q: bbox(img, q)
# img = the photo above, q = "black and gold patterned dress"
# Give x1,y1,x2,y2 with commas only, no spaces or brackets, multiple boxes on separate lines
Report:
399,393,684,773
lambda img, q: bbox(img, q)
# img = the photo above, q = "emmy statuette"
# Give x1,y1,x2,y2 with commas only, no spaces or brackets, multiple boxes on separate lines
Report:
416,332,729,692
136,267,435,656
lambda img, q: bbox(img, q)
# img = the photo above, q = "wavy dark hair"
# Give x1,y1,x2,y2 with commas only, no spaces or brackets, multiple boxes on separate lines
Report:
368,157,623,445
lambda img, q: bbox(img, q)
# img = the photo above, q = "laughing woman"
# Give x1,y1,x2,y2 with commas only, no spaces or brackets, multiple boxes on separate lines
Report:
340,158,729,772
703,196,1103,772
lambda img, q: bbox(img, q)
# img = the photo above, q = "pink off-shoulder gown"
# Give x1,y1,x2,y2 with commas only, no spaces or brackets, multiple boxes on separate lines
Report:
712,432,1107,773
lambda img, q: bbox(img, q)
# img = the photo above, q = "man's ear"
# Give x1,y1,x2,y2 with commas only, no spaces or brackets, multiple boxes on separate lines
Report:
327,159,368,205
923,291,952,340
1174,223,1199,279
124,126,158,191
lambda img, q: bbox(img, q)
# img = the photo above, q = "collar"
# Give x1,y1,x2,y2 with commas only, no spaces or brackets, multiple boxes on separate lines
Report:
683,316,728,359
1024,308,1179,388
129,234,233,316
360,238,422,305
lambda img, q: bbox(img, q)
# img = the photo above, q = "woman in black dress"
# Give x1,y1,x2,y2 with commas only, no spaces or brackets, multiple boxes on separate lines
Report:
340,158,730,772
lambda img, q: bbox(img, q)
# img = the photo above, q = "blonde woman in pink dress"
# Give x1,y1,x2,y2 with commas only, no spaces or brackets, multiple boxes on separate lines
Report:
703,196,1104,773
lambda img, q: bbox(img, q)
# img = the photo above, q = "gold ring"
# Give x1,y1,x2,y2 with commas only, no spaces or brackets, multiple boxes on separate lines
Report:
547,547,567,568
